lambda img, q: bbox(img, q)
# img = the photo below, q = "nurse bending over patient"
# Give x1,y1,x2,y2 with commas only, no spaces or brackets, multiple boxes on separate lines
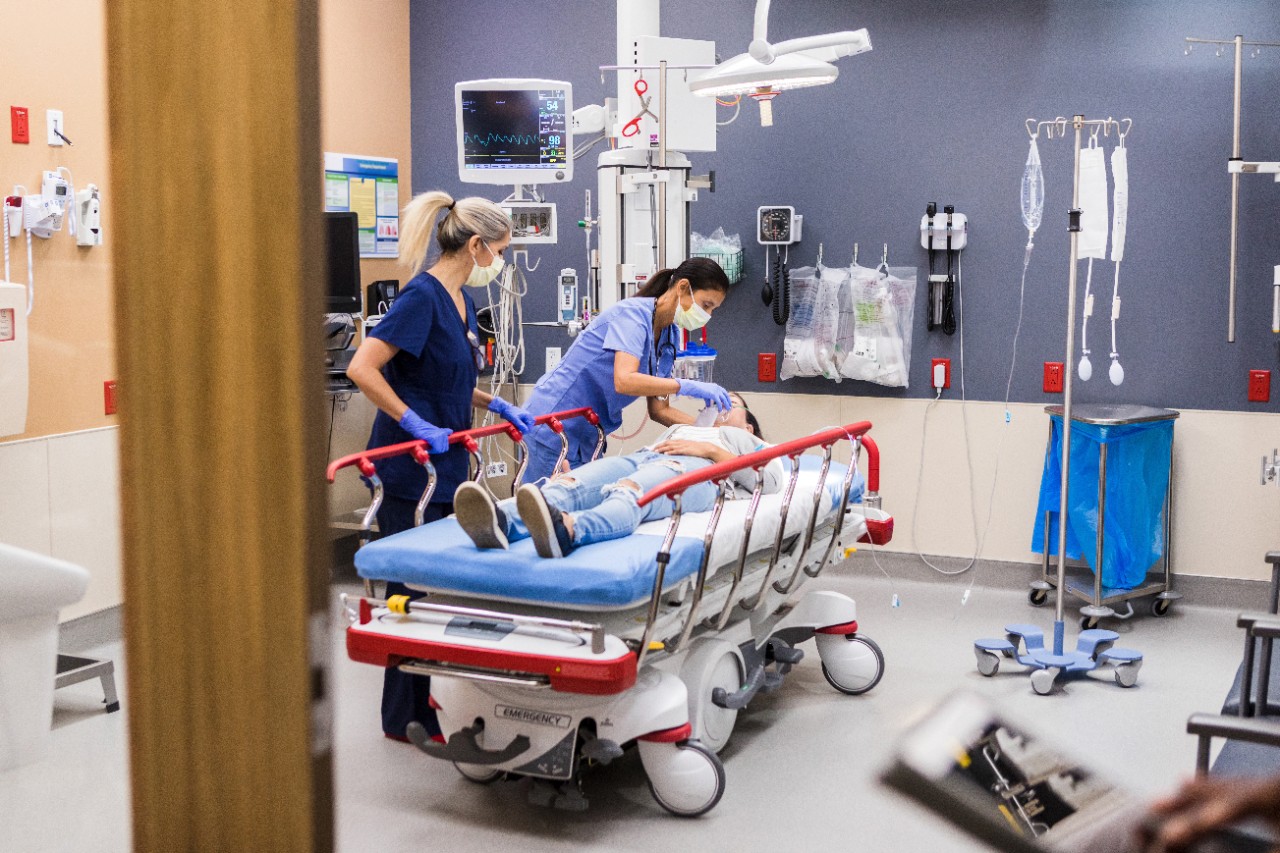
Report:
456,394,784,558
520,257,736,484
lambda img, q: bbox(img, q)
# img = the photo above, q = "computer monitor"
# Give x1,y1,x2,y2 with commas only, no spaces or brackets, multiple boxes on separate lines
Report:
325,211,362,314
455,79,572,185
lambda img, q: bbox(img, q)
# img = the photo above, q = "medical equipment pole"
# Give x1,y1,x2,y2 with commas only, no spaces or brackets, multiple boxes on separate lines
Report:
1054,115,1086,657
1228,34,1243,342
657,60,668,272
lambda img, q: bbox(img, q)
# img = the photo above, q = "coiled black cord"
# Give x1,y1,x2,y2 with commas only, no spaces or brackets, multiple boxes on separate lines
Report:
774,260,791,325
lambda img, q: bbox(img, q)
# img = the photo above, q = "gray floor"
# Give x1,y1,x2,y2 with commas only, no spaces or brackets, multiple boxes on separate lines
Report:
0,565,1251,853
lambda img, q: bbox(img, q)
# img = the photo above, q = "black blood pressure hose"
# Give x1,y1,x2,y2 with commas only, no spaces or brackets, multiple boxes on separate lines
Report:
772,248,790,325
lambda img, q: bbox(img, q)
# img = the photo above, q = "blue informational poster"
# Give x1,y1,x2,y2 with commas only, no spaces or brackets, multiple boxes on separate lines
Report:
323,152,399,258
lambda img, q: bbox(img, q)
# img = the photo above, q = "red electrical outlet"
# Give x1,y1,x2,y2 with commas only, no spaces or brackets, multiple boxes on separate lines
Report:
1043,361,1064,393
758,352,777,382
10,107,29,144
1249,370,1271,403
930,357,951,389
104,380,117,415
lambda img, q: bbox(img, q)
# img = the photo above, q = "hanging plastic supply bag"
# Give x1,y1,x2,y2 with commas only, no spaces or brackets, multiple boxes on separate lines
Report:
779,265,842,381
839,265,917,387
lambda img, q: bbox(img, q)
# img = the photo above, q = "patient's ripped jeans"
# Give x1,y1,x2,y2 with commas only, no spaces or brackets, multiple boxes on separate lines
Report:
498,450,719,547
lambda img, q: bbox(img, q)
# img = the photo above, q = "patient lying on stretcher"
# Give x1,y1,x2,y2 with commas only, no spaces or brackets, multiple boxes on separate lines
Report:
455,393,785,558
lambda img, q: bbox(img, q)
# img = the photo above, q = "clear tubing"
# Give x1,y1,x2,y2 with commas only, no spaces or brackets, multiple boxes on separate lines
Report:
1021,138,1044,235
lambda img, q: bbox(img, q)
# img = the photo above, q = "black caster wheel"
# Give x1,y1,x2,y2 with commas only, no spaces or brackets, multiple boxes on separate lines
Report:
1151,598,1172,617
1080,616,1100,630
1028,588,1048,607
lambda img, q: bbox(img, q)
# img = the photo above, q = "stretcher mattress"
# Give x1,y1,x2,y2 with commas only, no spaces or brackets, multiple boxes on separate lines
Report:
355,458,865,611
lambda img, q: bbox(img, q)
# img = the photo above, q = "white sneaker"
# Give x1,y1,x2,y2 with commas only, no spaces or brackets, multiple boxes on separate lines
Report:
454,481,509,549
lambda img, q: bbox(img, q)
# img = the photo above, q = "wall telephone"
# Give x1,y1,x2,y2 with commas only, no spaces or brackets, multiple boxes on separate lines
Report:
366,280,399,315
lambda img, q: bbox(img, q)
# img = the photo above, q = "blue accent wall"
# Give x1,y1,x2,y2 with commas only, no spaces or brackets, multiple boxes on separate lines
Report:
409,1,1280,411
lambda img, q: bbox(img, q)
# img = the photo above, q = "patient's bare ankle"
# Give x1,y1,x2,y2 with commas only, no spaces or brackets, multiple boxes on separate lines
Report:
562,512,574,537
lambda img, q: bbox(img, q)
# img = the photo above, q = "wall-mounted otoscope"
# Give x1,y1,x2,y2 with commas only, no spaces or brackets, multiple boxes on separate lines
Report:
921,202,967,335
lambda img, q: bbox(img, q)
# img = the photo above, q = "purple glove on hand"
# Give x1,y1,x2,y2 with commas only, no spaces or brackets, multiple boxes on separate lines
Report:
676,379,732,413
488,397,536,434
398,409,453,453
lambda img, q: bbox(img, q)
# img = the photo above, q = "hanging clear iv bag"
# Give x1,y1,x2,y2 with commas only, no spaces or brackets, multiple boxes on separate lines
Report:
1021,138,1044,235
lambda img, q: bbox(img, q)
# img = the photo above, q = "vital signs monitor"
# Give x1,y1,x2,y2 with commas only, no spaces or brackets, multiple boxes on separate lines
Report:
455,79,572,185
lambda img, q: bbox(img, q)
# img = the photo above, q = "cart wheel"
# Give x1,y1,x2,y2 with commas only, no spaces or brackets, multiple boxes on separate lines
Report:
1151,598,1172,617
816,634,885,695
1114,663,1140,688
976,650,1000,677
1028,588,1049,607
640,739,725,817
454,762,503,784
679,638,743,754
1080,616,1100,630
1030,668,1056,696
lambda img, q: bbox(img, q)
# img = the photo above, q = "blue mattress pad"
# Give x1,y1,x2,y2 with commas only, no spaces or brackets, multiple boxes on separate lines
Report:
355,458,865,611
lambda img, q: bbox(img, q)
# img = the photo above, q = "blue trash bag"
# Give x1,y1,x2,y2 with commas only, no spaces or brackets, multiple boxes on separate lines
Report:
1031,415,1173,590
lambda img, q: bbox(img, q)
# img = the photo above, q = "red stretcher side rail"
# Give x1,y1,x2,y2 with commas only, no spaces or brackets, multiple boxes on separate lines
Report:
635,421,875,507
324,407,601,483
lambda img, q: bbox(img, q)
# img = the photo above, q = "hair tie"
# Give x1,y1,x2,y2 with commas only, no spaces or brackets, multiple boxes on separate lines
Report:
447,201,456,211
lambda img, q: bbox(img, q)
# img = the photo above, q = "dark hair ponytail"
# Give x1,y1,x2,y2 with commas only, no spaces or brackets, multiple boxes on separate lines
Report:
633,256,730,299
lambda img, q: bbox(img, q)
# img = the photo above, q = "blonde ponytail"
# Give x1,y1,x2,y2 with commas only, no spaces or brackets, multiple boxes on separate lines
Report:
400,191,511,276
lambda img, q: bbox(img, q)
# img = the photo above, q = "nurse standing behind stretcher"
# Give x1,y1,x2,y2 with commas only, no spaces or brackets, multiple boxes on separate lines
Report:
345,191,535,742
521,257,734,483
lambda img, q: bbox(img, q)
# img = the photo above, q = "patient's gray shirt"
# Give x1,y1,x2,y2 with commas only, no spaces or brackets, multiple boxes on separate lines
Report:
646,425,784,496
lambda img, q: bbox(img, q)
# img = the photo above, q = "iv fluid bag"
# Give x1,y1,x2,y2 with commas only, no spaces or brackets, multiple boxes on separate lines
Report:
1022,138,1045,235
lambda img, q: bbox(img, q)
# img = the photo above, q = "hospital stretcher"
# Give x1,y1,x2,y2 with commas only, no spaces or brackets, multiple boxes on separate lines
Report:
328,408,894,817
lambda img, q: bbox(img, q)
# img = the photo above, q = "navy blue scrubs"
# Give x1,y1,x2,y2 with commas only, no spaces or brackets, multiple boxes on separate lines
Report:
366,271,479,739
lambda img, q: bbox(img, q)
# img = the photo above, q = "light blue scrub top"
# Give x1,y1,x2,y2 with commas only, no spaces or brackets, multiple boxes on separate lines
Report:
524,296,677,459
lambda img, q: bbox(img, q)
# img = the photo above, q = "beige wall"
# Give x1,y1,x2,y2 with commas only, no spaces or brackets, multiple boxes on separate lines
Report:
0,1,114,440
319,0,412,303
0,0,413,615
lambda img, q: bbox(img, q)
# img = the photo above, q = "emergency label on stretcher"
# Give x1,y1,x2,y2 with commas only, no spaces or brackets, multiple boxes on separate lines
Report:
495,705,572,729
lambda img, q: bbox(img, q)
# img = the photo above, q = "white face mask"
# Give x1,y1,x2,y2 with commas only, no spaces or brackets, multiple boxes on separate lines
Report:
464,241,505,288
673,286,712,331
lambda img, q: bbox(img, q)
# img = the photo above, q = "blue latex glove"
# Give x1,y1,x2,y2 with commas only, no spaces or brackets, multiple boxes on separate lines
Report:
676,379,732,412
488,397,536,434
398,409,453,453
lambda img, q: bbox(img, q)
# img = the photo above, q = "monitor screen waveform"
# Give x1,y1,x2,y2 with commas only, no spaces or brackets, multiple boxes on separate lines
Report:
460,88,568,171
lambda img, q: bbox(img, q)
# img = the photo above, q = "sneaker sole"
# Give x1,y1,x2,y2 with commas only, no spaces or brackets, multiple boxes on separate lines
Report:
455,482,508,550
517,484,563,559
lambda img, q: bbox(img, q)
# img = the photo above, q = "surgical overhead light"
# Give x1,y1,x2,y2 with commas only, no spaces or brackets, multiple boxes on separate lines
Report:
688,0,871,125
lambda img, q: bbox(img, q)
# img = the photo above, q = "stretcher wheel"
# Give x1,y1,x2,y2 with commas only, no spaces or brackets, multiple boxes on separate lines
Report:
1151,598,1172,617
1028,589,1048,607
816,634,884,695
680,639,743,754
454,762,503,784
639,739,725,817
1080,616,1100,630
976,650,1001,677
1030,668,1056,696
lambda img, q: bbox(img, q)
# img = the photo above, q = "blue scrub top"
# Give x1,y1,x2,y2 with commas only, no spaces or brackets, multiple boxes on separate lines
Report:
524,296,677,456
366,272,479,502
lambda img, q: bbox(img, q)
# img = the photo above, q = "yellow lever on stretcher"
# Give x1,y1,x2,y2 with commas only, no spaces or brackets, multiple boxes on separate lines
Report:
648,641,665,651
387,595,411,615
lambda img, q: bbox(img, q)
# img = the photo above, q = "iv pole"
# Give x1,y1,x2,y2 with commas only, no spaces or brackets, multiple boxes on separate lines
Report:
973,115,1144,695
1184,35,1280,342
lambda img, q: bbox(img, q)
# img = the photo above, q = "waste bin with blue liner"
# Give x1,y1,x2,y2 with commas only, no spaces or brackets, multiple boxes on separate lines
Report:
1030,404,1180,625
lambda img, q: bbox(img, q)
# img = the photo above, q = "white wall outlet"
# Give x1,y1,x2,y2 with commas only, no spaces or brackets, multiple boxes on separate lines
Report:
485,462,508,478
46,109,65,146
546,346,562,372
